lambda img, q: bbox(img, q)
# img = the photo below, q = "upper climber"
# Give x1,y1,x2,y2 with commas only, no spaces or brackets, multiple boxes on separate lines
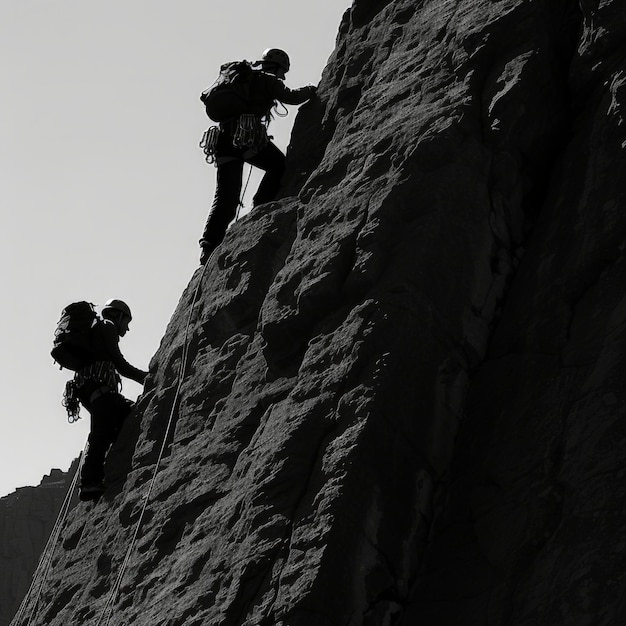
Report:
198,48,317,264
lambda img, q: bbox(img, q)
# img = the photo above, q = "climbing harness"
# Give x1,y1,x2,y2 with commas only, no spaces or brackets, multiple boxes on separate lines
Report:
233,114,269,151
12,451,86,626
200,114,269,166
96,252,216,626
62,362,121,423
75,361,121,392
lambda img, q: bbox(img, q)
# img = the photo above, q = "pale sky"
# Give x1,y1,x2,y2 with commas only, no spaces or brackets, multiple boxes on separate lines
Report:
0,0,352,498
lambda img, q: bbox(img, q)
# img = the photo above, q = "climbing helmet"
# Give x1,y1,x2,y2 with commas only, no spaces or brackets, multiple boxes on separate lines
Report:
261,48,290,73
102,298,132,320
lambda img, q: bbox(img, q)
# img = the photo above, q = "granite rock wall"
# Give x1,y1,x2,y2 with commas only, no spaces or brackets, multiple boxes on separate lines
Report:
12,1,626,624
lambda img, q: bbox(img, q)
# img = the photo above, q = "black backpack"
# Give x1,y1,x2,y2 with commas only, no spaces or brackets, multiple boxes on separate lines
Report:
51,301,98,371
200,60,255,122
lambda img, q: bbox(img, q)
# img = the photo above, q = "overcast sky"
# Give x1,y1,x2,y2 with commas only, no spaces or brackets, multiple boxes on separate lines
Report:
0,0,352,498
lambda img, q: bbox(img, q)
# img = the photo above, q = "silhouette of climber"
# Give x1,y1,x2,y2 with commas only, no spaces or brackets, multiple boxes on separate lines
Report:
199,48,317,264
73,299,148,501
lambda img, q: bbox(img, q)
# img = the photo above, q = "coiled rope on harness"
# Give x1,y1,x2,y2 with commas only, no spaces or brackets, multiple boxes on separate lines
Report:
63,380,82,423
199,126,220,164
200,114,269,164
96,252,215,626
63,363,120,423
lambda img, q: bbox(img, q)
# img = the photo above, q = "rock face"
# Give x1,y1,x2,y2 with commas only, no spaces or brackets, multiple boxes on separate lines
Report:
13,0,626,624
1,463,78,626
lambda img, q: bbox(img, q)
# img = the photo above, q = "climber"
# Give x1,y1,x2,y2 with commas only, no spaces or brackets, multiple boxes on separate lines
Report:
73,299,148,501
198,48,317,264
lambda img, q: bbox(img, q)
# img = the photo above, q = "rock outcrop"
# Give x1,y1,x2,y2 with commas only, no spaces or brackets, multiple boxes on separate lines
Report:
2,462,78,626
13,0,626,624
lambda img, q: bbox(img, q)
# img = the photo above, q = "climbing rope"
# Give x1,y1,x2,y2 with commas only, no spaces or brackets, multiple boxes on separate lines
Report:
97,251,216,626
13,451,85,626
272,101,289,118
64,363,121,424
17,288,212,626
96,129,256,623
11,269,210,626
199,126,220,164
235,164,254,221
14,223,248,625
62,380,82,423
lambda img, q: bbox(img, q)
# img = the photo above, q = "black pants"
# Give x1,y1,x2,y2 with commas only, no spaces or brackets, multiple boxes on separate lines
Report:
79,388,134,486
200,141,286,251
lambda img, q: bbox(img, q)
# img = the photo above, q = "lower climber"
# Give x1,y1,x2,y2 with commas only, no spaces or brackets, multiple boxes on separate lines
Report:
73,299,148,501
199,48,317,264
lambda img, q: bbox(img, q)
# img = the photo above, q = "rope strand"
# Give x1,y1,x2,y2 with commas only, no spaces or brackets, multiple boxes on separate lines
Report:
97,253,215,626
16,245,225,624
236,164,254,221
98,134,253,624
13,452,85,626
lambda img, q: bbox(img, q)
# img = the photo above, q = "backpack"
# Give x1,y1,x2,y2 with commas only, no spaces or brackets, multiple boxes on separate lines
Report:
51,301,98,371
200,60,255,122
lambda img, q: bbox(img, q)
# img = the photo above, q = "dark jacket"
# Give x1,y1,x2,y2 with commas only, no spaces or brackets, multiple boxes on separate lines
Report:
85,319,147,385
234,70,315,119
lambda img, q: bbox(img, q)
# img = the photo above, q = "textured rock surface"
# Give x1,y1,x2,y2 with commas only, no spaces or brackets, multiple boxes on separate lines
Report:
1,463,78,626
13,0,626,624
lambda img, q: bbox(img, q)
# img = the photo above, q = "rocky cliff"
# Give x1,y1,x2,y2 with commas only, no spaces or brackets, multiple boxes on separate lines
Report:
1,462,78,626
12,0,626,624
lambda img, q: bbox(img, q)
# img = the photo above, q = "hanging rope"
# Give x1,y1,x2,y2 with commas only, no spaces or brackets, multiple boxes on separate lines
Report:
13,451,85,626
97,131,255,624
13,233,239,625
18,277,212,626
235,164,254,222
96,251,216,626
